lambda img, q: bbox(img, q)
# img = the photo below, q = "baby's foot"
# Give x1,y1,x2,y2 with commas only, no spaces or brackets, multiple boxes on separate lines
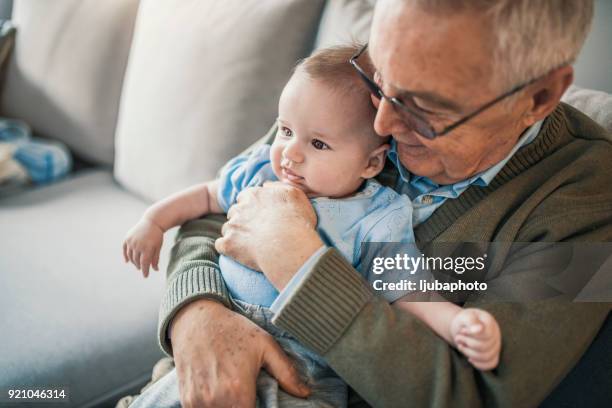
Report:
450,308,501,370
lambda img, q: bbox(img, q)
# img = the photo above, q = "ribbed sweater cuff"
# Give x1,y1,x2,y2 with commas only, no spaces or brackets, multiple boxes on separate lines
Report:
157,265,230,356
272,248,373,355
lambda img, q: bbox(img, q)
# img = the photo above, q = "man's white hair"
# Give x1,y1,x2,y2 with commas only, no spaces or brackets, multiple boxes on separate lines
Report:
408,0,594,90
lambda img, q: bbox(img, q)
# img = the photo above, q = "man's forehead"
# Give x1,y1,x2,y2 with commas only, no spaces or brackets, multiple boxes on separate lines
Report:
370,1,495,100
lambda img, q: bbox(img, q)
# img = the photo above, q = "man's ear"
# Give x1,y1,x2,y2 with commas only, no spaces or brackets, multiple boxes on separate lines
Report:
362,143,390,179
522,65,573,126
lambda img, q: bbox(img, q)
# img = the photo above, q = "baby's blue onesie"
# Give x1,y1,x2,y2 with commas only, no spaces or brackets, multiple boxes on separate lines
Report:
217,144,423,308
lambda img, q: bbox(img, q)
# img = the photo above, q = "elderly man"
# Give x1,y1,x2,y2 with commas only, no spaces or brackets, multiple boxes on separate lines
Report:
136,0,611,407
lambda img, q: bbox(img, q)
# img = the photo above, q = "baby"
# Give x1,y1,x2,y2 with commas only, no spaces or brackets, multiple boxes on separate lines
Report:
124,45,501,407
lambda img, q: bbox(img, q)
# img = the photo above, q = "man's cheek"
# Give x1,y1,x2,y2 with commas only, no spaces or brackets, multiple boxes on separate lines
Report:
371,94,380,108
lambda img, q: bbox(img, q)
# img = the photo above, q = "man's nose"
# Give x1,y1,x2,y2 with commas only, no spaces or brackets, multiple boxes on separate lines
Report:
373,97,408,137
284,139,304,163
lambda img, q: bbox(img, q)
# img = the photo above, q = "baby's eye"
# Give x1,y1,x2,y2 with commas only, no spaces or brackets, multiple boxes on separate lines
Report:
311,139,330,150
280,126,293,137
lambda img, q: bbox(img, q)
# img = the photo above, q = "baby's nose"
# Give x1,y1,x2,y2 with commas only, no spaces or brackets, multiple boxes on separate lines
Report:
283,140,304,163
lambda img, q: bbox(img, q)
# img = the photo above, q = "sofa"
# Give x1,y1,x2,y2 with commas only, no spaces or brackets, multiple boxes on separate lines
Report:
0,1,610,407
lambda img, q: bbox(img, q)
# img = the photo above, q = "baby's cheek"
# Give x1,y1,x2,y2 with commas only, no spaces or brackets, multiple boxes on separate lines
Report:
316,175,335,192
269,146,283,174
316,171,348,196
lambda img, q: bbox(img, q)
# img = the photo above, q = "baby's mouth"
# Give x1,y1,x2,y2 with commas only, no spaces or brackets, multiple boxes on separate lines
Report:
281,167,304,183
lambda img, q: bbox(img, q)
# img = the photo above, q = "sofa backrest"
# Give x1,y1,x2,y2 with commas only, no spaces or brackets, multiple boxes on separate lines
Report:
314,0,375,50
0,0,610,202
0,0,140,166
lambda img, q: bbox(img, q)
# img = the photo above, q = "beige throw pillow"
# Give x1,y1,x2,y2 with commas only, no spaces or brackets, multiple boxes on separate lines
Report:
113,0,325,202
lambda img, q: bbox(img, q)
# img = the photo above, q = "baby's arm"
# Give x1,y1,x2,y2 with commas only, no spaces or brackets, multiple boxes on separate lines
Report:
393,297,501,370
141,180,223,231
123,180,223,277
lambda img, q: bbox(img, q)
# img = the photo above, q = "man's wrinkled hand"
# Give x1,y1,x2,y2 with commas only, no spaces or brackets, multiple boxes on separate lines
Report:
171,298,310,408
215,182,324,290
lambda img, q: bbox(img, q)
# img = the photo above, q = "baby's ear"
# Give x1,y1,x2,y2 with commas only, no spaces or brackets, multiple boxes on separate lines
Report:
362,143,390,179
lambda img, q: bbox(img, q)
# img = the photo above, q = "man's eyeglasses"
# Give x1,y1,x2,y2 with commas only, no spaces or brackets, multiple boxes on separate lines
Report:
349,43,563,139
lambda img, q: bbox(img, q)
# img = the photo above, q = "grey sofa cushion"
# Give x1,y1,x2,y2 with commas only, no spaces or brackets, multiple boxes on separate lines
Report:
0,170,172,407
0,0,140,165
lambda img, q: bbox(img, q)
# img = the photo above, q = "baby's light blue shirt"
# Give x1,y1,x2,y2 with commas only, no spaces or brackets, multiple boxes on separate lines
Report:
217,144,421,308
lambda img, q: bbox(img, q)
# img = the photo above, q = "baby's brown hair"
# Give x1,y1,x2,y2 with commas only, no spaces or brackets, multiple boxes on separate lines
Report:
293,44,381,146
295,44,374,105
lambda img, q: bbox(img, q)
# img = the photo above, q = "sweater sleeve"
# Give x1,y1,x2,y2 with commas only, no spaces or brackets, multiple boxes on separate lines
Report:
271,247,610,408
157,215,231,356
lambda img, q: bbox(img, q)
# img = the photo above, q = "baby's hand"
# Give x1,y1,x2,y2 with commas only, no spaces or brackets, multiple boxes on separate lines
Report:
450,308,501,371
123,218,164,278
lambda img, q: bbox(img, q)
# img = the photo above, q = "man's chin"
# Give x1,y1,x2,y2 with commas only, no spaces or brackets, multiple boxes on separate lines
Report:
397,141,430,159
397,145,435,171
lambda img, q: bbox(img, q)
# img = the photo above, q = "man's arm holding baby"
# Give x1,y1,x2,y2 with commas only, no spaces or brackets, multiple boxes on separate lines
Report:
154,210,311,408
217,182,610,408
